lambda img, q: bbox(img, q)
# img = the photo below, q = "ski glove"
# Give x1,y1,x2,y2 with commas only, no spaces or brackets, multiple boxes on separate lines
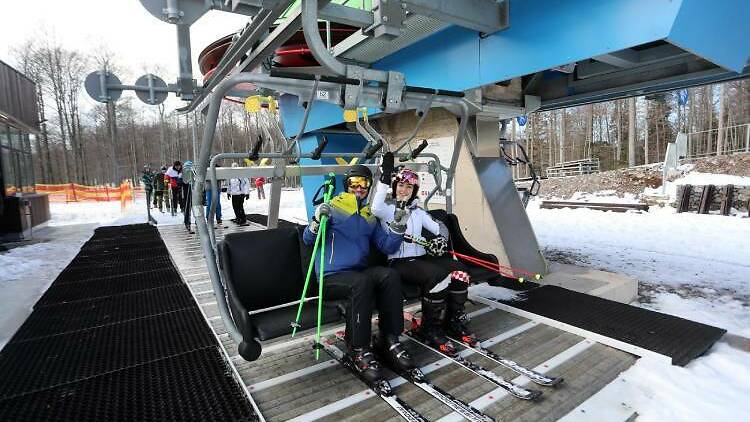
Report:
379,152,394,185
245,194,250,200
426,235,448,257
388,207,410,234
309,203,332,234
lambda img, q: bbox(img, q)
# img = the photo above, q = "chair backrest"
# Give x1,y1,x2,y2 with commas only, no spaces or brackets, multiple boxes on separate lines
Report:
220,228,304,311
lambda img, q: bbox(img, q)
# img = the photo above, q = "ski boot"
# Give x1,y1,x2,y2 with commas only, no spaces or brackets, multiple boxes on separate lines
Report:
343,346,384,384
444,290,479,347
416,297,457,357
376,334,416,373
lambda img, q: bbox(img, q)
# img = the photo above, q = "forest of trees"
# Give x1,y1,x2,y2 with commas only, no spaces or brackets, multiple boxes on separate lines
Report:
9,36,750,186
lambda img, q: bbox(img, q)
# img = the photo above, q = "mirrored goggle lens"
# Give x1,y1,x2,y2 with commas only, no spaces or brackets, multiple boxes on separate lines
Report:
399,170,419,184
347,176,371,189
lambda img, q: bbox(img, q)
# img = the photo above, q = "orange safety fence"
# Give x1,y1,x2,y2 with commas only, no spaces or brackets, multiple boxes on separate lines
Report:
35,182,135,204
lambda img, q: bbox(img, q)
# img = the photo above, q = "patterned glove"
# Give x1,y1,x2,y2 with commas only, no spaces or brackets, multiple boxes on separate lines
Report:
426,235,448,256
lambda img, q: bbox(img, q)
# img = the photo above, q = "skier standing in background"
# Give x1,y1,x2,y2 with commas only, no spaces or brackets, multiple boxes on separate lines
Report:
227,162,250,226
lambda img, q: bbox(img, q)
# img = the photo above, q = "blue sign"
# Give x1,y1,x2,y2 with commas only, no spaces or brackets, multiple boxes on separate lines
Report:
516,115,528,126
678,89,689,106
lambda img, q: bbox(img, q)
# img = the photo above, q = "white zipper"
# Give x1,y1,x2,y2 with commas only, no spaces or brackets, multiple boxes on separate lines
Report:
329,231,335,265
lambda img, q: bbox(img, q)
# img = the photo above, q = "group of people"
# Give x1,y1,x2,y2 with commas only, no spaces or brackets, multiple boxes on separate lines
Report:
140,161,267,228
141,161,189,216
303,152,475,383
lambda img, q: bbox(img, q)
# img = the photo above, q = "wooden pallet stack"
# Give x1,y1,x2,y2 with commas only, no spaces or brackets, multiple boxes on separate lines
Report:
675,184,750,216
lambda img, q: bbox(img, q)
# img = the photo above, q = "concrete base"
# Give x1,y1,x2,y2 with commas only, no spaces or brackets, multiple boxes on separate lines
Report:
539,262,638,304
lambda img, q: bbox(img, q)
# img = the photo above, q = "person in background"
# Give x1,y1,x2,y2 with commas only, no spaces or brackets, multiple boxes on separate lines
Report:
227,163,250,226
255,176,266,200
140,164,155,209
153,166,168,212
204,180,224,227
165,161,183,216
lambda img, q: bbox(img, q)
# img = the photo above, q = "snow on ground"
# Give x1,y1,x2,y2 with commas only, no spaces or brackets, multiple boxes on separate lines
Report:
527,189,750,420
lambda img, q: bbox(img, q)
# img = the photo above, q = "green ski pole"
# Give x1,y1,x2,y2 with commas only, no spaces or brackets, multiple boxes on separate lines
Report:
291,175,335,337
314,174,336,359
291,226,323,337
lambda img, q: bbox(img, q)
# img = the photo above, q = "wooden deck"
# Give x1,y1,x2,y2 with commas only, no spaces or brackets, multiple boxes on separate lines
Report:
158,223,638,422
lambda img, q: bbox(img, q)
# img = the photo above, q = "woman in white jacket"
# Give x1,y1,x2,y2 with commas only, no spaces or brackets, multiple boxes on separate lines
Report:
371,153,475,356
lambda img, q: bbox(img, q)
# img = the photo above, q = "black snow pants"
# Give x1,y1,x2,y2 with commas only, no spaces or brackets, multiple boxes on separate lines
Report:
171,186,181,213
231,194,247,224
323,267,404,348
389,255,469,300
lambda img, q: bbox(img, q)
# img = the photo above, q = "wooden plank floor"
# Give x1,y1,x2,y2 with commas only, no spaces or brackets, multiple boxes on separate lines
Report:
158,222,638,422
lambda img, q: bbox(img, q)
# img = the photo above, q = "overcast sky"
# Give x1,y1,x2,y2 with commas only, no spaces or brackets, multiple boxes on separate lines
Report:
0,0,249,111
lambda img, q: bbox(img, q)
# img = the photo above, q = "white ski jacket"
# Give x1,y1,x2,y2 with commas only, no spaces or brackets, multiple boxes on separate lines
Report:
228,177,250,195
371,182,447,260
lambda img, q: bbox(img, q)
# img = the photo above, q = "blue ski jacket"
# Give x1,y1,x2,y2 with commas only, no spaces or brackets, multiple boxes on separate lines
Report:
303,192,403,276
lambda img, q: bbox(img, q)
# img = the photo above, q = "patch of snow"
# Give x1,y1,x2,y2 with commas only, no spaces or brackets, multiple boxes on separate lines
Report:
469,283,523,302
608,343,750,421
0,225,93,349
567,191,642,204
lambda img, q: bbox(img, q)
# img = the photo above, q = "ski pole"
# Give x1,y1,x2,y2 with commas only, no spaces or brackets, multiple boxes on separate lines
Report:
291,175,336,337
315,174,336,359
291,225,323,337
404,234,542,282
450,251,542,281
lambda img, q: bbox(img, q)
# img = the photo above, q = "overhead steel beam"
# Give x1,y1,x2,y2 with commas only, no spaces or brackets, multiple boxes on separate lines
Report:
319,3,374,28
593,49,639,67
178,2,292,112
403,0,509,34
579,43,691,79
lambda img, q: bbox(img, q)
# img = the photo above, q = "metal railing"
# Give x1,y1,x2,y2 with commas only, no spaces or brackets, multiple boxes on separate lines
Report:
685,123,750,159
544,158,601,178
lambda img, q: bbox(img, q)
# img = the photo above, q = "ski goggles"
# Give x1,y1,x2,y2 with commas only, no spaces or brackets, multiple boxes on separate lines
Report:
396,169,419,185
346,176,371,189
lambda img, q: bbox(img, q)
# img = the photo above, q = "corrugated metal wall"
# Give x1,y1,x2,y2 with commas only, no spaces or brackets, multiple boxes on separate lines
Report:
0,60,39,132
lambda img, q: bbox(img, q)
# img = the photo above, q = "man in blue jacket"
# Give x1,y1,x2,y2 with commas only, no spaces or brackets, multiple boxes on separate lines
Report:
303,165,413,383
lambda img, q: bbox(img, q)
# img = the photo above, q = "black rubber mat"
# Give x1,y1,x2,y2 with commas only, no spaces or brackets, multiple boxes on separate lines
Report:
0,307,215,399
0,347,257,422
502,285,726,366
51,265,180,286
37,268,182,305
76,243,168,259
0,224,256,420
67,251,172,268
11,285,196,343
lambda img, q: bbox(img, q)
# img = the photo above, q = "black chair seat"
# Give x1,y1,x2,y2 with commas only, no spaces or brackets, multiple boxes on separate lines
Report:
250,302,344,341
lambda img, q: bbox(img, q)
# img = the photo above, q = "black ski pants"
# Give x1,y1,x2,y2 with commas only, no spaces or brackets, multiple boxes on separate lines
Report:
171,186,181,213
323,267,404,348
231,194,247,223
389,255,469,300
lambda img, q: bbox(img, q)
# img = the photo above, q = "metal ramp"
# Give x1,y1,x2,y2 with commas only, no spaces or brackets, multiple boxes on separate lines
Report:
159,222,639,421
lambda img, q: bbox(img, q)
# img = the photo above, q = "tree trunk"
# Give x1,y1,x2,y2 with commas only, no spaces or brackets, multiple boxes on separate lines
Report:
628,97,636,167
717,84,726,155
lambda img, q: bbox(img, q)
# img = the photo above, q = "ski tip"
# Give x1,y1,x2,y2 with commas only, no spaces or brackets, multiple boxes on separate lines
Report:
546,376,564,387
527,389,543,401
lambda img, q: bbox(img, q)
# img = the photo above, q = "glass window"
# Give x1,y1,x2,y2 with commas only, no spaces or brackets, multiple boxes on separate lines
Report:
0,124,9,147
1,146,17,195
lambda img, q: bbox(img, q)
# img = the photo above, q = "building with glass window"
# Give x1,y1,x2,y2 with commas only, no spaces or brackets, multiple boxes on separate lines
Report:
0,59,49,240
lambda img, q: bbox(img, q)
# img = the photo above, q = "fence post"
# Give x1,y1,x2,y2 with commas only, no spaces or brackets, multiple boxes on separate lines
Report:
745,124,749,153
70,183,77,202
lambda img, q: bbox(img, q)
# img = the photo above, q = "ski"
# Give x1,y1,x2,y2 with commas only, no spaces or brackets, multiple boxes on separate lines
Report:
405,331,542,401
448,336,563,387
319,341,428,422
397,366,495,422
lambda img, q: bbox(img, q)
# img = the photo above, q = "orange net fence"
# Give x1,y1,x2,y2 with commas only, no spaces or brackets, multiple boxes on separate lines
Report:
35,182,135,204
